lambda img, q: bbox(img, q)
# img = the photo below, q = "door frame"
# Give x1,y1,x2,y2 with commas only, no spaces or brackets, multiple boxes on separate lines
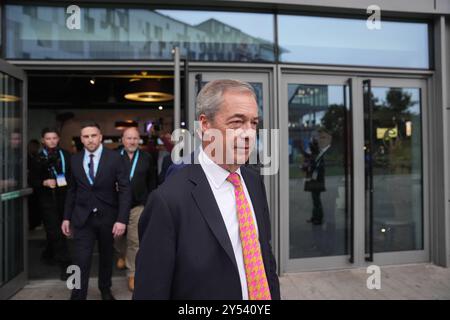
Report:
279,70,431,274
0,58,31,300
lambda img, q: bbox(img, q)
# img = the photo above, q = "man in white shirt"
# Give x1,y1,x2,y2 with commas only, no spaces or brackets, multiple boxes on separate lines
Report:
134,79,280,300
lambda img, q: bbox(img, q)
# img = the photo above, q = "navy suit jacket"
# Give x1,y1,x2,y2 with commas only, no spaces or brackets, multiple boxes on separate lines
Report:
133,161,280,300
64,147,131,228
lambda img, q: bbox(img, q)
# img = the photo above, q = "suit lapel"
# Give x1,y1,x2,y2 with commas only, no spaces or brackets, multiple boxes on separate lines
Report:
189,165,239,273
93,147,107,186
78,150,92,187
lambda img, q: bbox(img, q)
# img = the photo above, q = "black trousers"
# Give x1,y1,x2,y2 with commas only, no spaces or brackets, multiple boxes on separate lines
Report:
38,188,70,264
70,211,114,300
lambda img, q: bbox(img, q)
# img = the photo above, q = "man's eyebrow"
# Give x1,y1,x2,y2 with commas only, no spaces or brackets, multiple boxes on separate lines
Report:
226,114,260,121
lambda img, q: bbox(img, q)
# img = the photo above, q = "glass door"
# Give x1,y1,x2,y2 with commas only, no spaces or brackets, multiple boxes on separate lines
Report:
280,74,354,272
280,74,429,273
0,59,30,299
363,78,428,265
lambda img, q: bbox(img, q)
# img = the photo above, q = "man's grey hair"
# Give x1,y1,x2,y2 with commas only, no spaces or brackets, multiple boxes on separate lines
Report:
196,79,257,121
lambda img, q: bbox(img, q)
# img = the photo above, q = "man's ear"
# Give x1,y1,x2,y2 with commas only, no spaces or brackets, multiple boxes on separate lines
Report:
199,114,211,134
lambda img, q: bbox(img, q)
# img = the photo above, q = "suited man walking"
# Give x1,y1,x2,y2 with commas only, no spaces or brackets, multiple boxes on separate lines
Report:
134,79,280,300
61,122,131,300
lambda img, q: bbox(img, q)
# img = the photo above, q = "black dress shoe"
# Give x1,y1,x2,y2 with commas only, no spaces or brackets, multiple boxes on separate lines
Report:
100,290,116,300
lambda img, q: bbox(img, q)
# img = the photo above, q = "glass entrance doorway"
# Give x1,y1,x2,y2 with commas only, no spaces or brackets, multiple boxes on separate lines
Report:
25,69,177,282
280,74,429,272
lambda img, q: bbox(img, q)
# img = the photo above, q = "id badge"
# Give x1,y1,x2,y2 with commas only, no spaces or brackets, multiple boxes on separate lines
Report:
56,174,67,187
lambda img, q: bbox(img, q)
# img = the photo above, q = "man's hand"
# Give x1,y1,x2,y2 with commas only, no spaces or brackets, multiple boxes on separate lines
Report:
61,220,72,237
43,179,57,188
112,222,126,238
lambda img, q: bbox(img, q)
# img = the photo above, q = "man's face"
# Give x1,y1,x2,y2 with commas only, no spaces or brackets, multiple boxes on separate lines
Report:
122,128,140,153
42,132,60,149
201,90,259,168
317,131,332,150
80,126,102,152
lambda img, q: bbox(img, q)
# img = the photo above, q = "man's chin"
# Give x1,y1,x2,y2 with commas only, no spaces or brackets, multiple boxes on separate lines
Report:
232,153,250,166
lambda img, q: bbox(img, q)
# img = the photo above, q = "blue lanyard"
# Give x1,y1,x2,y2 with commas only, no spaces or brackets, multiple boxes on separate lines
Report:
43,149,65,177
121,149,139,181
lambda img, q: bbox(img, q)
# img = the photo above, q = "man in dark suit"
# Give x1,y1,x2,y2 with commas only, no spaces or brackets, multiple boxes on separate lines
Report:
134,79,280,300
61,122,131,300
114,126,156,292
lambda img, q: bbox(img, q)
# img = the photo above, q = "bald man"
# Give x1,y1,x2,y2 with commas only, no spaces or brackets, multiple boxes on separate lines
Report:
115,127,157,291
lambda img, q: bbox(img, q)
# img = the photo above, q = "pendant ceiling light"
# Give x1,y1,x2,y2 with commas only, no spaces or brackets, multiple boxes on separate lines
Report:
124,78,173,103
0,94,20,102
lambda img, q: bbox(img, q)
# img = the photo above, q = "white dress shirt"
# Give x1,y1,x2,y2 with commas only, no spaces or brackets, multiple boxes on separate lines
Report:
198,147,259,300
83,144,103,183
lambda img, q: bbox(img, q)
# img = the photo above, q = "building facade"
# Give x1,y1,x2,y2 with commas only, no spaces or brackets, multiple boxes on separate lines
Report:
1,0,450,299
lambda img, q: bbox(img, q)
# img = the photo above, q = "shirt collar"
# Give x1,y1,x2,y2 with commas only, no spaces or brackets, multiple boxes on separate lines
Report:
85,144,103,158
199,147,242,189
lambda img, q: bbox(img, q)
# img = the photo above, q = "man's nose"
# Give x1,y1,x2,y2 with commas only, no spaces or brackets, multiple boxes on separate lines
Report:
241,125,255,137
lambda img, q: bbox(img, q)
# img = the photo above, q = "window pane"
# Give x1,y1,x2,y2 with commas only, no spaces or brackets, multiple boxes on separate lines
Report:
278,15,429,68
6,5,275,62
0,73,23,193
364,86,423,252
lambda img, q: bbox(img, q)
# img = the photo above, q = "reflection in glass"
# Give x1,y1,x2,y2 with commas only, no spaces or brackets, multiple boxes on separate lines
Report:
6,5,275,61
2,198,24,284
288,84,351,259
364,87,423,253
278,15,429,68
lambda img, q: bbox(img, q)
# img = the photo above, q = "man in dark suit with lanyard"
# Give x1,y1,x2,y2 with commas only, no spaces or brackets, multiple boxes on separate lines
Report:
61,122,131,300
114,126,156,292
29,127,71,279
134,79,280,300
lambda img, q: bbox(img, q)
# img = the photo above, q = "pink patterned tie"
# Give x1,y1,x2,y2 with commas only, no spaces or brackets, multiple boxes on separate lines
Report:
227,172,271,300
